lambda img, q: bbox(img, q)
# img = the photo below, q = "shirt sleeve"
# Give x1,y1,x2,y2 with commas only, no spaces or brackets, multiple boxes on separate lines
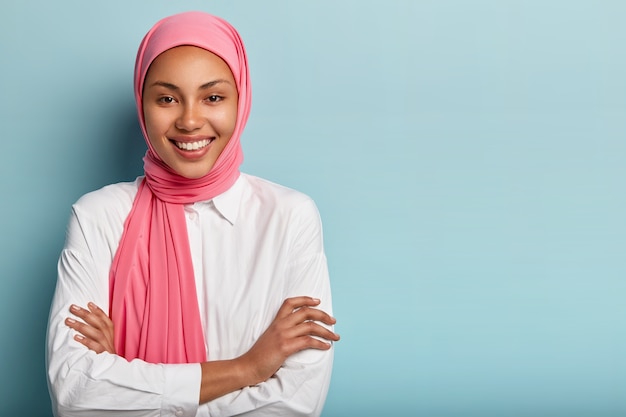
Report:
46,207,202,417
203,197,335,417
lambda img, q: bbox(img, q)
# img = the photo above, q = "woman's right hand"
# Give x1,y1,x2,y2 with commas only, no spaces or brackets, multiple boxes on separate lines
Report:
65,302,116,355
237,296,340,386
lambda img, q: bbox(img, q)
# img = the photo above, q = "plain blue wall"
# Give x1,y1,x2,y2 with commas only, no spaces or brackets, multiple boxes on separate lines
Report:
1,1,625,416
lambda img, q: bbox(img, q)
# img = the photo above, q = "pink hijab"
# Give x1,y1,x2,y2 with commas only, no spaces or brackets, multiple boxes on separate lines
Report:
109,11,251,363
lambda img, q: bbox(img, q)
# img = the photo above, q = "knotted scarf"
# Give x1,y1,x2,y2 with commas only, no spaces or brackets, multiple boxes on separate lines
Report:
109,11,251,363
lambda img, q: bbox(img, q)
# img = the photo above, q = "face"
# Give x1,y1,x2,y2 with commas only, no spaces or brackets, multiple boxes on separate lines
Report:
142,45,238,179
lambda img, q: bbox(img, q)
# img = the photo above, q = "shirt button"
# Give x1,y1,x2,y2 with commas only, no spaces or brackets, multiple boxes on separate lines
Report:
175,410,183,417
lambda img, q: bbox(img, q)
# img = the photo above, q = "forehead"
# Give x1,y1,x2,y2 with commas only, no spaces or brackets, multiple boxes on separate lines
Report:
145,45,235,83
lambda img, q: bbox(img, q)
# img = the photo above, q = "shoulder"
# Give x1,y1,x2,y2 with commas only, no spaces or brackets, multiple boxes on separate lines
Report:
71,177,141,223
239,174,324,244
63,178,142,254
241,173,318,214
239,174,326,255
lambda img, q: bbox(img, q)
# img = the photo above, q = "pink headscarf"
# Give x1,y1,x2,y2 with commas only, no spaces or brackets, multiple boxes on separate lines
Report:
109,11,251,363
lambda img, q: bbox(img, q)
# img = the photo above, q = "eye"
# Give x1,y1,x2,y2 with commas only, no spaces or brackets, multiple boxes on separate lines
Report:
157,96,176,104
206,95,224,103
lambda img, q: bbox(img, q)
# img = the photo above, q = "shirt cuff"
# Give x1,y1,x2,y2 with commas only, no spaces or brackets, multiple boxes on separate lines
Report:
162,363,201,417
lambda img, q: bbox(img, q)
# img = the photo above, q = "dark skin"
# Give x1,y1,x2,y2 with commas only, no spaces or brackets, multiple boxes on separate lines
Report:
66,296,339,404
65,46,340,406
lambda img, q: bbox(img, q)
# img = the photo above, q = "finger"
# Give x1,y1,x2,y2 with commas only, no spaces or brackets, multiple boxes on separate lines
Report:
70,304,106,328
69,304,97,325
68,303,116,354
65,317,108,350
268,326,337,361
293,320,341,342
288,334,335,353
86,302,115,344
72,334,107,354
87,302,108,318
70,304,115,342
276,297,321,319
290,306,337,327
65,317,104,341
271,319,340,350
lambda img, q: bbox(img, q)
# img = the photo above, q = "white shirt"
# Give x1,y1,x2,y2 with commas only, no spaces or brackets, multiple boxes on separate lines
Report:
46,173,334,417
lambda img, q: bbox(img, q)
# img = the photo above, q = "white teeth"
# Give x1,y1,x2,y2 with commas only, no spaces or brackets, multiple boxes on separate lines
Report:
175,139,211,151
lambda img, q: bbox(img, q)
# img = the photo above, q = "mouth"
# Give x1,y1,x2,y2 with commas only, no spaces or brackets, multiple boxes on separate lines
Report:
170,137,215,151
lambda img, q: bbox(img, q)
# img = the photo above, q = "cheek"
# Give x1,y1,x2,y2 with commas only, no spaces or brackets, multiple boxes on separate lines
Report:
208,108,237,137
142,111,165,151
143,104,166,130
222,103,238,136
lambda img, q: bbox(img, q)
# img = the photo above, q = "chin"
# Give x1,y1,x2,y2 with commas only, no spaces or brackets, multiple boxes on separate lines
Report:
172,165,214,179
177,170,210,179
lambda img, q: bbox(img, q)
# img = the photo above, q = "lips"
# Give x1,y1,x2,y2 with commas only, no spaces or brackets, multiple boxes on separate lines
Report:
170,137,215,151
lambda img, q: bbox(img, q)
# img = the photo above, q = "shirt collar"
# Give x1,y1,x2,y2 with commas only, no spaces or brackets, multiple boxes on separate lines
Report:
205,173,245,225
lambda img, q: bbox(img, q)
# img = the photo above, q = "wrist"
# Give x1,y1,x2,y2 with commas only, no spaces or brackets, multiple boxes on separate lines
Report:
234,353,263,387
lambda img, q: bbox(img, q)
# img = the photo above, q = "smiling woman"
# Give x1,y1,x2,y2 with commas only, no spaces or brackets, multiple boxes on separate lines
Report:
45,11,339,417
142,46,239,179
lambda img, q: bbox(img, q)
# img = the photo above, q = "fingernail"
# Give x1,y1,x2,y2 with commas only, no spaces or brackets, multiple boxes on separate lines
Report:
74,334,84,341
65,318,76,325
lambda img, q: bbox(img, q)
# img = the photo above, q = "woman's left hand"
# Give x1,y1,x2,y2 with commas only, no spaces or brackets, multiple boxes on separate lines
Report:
65,302,116,354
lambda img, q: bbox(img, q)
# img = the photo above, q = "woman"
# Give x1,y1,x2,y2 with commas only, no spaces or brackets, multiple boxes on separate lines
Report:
46,11,339,417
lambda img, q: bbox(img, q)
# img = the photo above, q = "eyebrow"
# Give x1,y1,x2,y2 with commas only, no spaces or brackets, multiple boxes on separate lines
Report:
148,79,232,91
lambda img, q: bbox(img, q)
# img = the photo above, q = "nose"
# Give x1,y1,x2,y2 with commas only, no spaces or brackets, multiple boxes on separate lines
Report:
175,103,204,132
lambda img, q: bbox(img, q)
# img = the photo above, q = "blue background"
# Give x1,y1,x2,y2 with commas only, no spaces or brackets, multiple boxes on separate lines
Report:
1,1,625,416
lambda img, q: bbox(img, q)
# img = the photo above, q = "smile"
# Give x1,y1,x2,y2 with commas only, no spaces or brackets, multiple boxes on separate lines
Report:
172,138,213,151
